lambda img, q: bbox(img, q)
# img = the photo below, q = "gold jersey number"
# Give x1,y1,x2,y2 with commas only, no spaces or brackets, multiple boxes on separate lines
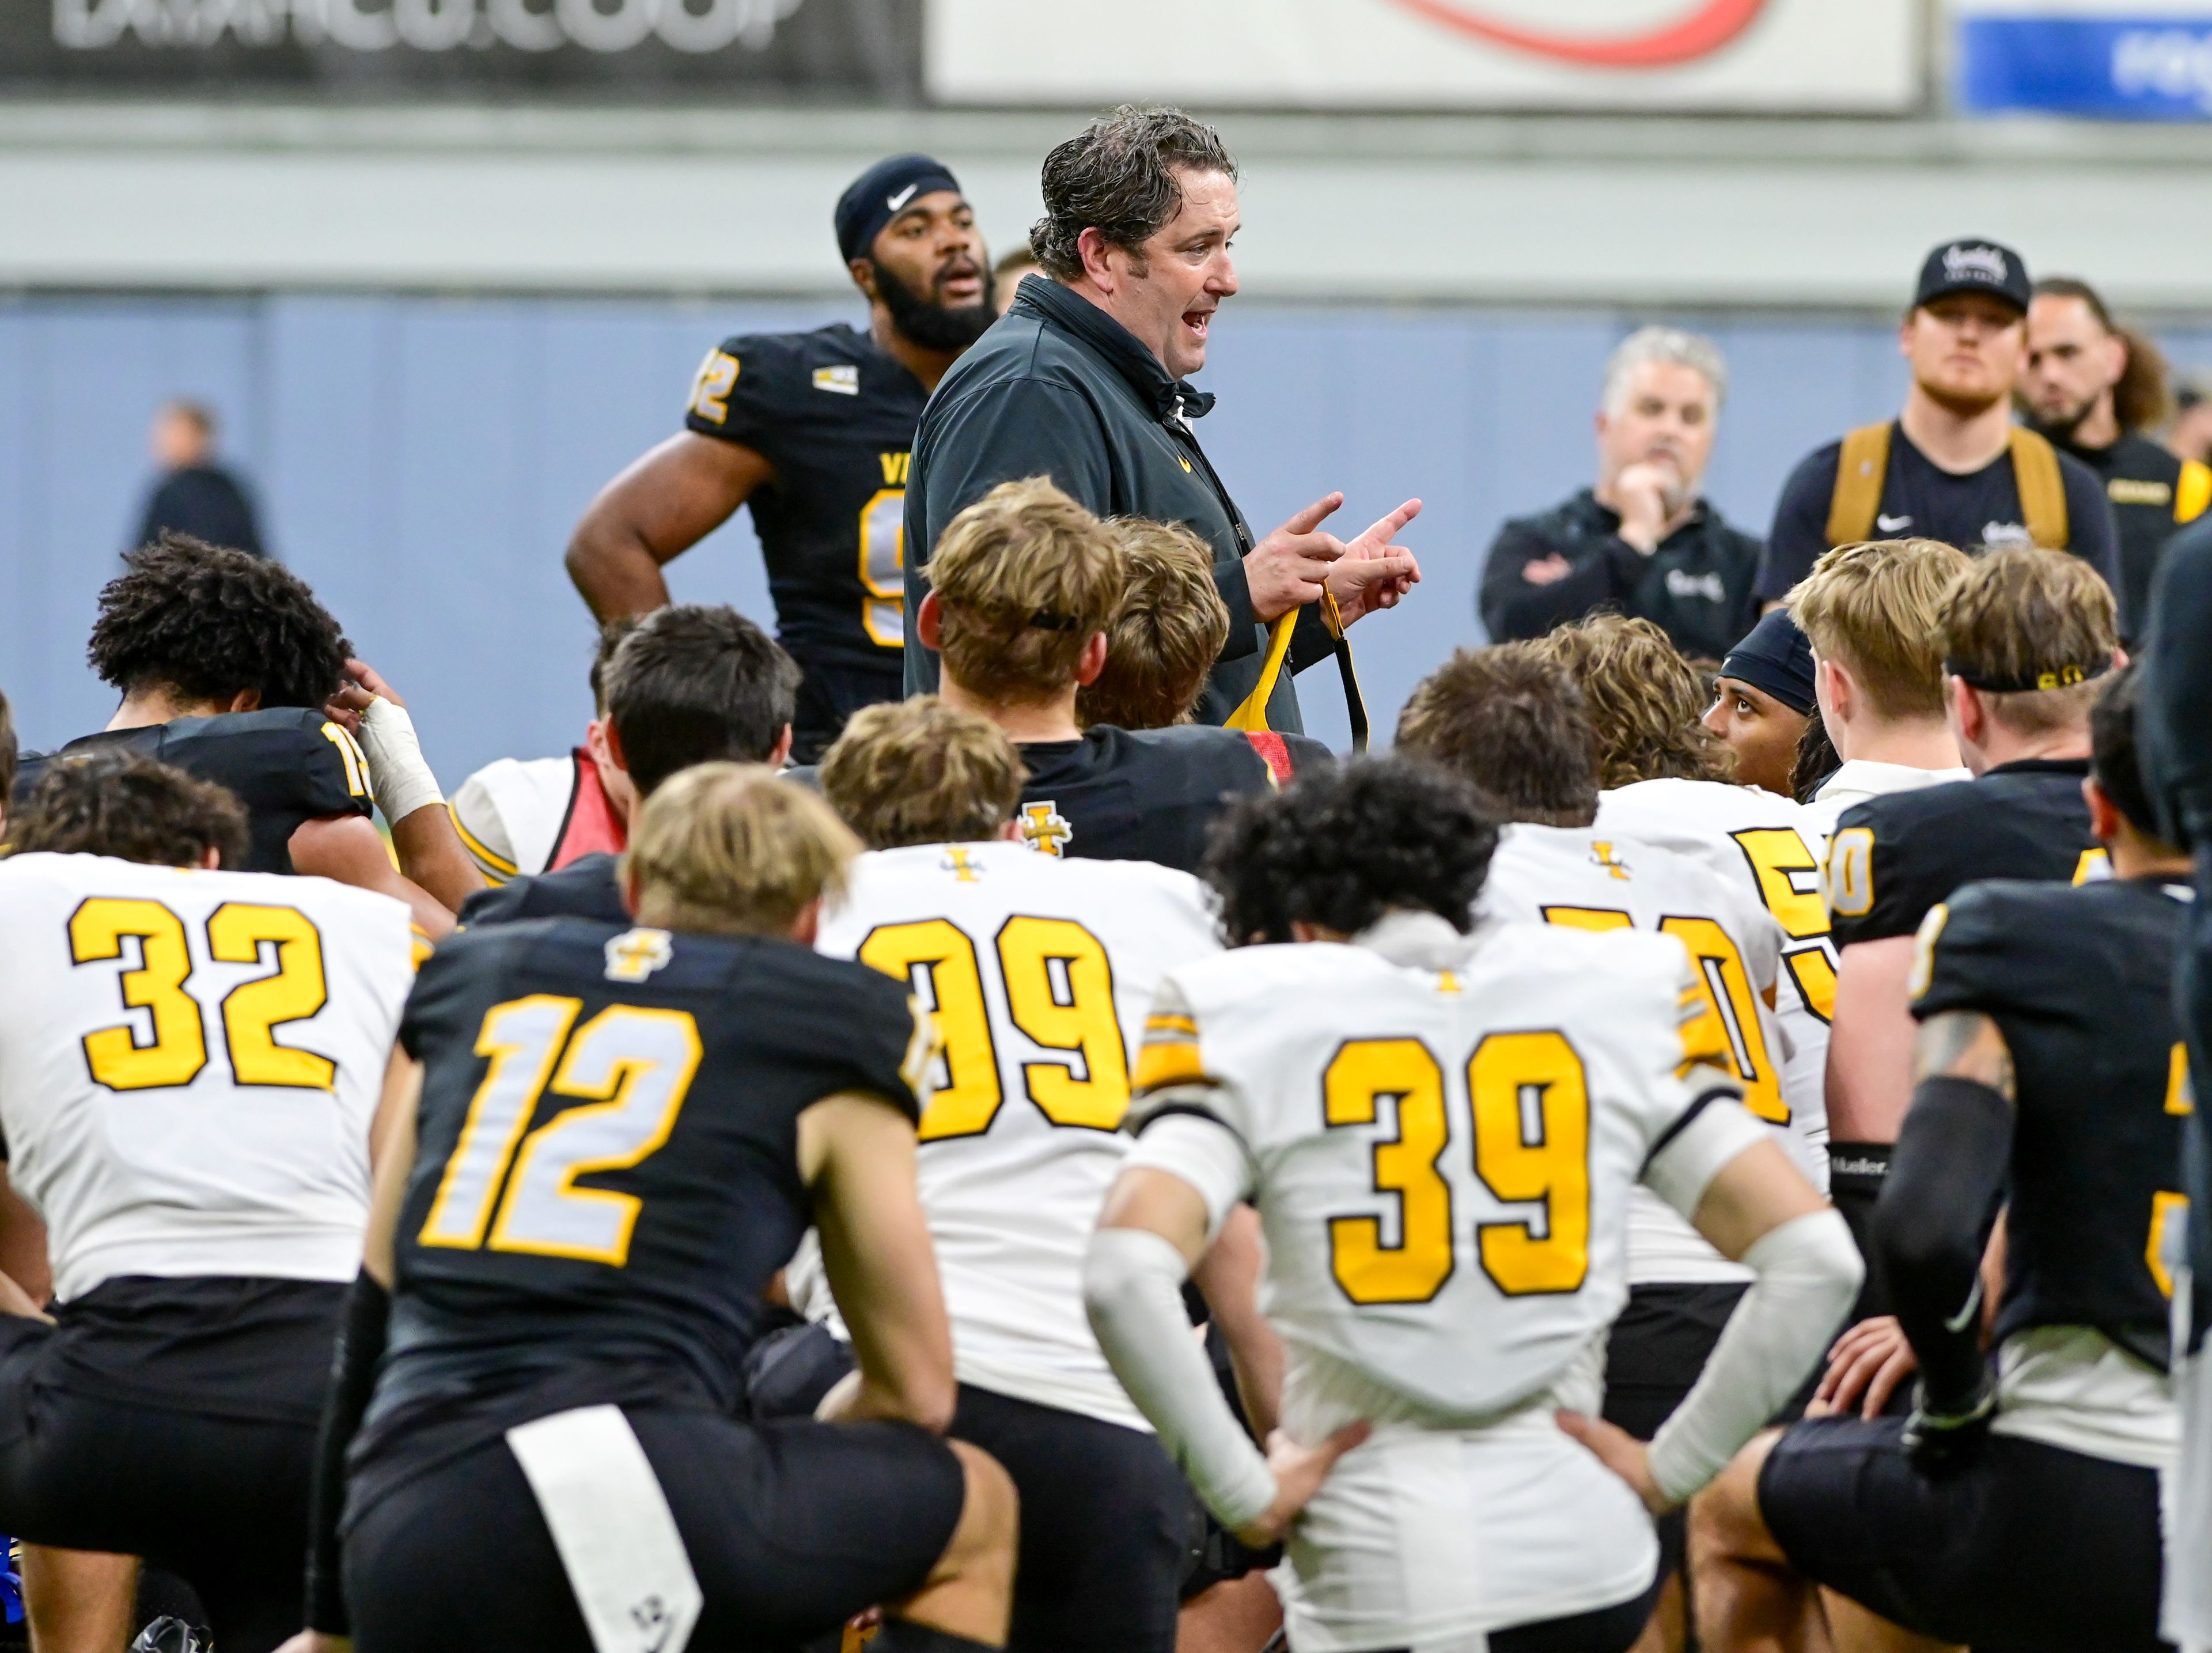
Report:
857,916,1128,1140
68,897,331,1092
1321,1030,1592,1306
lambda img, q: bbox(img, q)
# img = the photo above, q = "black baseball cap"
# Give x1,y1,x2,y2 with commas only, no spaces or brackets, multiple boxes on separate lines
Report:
1913,237,2032,314
835,154,964,265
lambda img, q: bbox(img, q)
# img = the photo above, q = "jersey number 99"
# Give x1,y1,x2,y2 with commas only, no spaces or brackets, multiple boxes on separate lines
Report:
1322,1031,1591,1306
858,916,1128,1141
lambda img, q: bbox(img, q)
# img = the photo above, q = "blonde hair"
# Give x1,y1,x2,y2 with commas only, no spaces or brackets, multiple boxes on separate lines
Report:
925,477,1125,705
820,697,1024,850
1786,538,1971,722
1077,518,1228,729
622,762,858,936
1937,548,2118,737
1529,614,1729,790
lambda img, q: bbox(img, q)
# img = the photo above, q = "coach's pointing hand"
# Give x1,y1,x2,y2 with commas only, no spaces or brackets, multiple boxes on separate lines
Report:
1245,493,1349,623
1328,497,1423,626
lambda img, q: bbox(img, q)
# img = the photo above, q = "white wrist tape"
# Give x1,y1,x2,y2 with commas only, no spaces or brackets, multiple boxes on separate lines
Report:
355,698,444,825
1084,1226,1277,1530
1647,1206,1862,1505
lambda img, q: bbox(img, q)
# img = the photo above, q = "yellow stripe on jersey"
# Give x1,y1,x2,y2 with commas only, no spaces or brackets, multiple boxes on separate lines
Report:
410,924,435,970
1145,1012,1198,1039
449,805,521,878
1134,1038,1207,1093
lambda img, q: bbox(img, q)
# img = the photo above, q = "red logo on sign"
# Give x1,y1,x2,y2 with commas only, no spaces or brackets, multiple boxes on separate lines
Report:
1384,0,1771,67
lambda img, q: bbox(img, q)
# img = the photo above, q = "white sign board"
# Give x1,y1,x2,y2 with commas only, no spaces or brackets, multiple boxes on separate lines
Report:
926,0,1922,111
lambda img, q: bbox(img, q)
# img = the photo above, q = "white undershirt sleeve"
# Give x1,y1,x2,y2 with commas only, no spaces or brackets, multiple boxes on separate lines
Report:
1122,1106,1255,1245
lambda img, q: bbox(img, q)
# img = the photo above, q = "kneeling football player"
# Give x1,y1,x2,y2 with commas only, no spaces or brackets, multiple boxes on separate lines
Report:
0,752,420,1653
291,764,1016,1653
1084,759,1861,1653
1692,665,2187,1653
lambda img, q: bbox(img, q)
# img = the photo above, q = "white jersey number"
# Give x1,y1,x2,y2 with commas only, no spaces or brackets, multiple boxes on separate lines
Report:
859,916,1129,1141
1323,1030,1592,1307
419,997,702,1268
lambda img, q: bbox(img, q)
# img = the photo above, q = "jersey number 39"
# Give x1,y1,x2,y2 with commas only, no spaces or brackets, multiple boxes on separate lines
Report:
1324,1031,1591,1306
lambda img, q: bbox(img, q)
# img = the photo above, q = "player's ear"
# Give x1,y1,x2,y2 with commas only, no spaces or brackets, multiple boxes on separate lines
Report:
226,688,260,713
198,845,222,871
849,255,880,301
788,895,823,947
620,856,643,919
997,816,1024,843
2082,775,2122,844
916,591,944,651
1074,631,1109,687
603,718,630,776
769,725,794,769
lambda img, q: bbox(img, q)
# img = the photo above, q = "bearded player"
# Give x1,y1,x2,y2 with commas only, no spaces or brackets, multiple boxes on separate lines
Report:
567,155,997,763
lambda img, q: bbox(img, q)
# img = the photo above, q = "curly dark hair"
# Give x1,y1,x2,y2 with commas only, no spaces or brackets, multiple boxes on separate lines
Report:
88,533,351,710
8,750,249,869
1031,106,1238,282
1202,757,1501,948
0,686,16,807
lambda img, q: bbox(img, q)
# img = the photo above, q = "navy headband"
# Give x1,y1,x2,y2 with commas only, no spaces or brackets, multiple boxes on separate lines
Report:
835,154,964,265
1719,609,1817,717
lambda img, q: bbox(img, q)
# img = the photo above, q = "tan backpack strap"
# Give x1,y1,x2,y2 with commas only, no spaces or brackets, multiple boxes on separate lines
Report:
1825,423,1892,547
2008,426,2069,549
2177,459,2211,525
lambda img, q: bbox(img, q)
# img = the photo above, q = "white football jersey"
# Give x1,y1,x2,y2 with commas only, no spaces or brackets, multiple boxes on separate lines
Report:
1131,913,1737,1644
815,840,1219,1429
0,853,418,1302
1596,778,1834,1185
1480,822,1798,1284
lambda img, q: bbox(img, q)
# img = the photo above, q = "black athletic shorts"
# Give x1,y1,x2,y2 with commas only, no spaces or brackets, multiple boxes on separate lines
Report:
1759,1413,2166,1653
1370,1572,1663,1653
0,1278,344,1653
789,657,902,766
1602,1281,1744,1586
345,1404,965,1653
951,1383,1189,1653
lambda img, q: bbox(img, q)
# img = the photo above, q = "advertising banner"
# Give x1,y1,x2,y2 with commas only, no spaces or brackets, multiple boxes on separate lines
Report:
1955,0,2212,118
925,0,1922,112
3,0,919,96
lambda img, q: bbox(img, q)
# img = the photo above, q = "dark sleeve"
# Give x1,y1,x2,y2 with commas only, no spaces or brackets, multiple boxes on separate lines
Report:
1877,1075,2012,1410
1907,884,2044,1022
1757,446,1842,603
803,964,924,1122
1826,799,1963,947
2142,518,2212,848
1286,602,1344,674
1211,555,1259,663
681,332,787,456
457,878,531,928
1479,516,1634,641
304,1272,389,1634
1282,733,1336,773
396,937,477,1058
296,721,372,820
2058,451,2122,594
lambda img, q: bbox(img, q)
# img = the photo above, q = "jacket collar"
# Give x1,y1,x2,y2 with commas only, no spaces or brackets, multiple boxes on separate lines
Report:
1014,278,1217,422
1572,486,1713,538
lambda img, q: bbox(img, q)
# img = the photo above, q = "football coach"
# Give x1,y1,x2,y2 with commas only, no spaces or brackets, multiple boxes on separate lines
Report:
900,106,1421,737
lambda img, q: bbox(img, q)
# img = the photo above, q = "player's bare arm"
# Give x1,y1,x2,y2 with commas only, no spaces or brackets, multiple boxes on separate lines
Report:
1190,1204,1283,1439
1823,935,1919,1144
566,432,776,620
317,658,483,921
800,1090,959,1433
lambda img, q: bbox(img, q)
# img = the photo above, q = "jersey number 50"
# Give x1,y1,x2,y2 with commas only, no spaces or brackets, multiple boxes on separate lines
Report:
1323,1031,1590,1306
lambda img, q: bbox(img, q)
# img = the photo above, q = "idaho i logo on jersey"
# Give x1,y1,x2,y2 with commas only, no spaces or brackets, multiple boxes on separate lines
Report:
1589,841,1633,881
1020,802,1074,858
941,848,986,883
604,928,675,982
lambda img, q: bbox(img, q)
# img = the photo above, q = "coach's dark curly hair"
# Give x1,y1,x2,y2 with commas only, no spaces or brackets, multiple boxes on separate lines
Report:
7,750,248,869
1031,107,1238,282
1202,757,1501,948
88,533,352,710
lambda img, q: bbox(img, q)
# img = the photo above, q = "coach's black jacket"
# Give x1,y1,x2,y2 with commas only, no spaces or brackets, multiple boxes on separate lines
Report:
903,276,1335,731
1478,488,1763,662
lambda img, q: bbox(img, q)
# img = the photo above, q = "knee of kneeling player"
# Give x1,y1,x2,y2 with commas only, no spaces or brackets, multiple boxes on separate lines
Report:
945,1439,1021,1569
1687,1429,1785,1565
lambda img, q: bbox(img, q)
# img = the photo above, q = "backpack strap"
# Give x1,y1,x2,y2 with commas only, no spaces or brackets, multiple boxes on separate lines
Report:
2007,426,2070,550
1825,422,1892,547
2177,459,2212,525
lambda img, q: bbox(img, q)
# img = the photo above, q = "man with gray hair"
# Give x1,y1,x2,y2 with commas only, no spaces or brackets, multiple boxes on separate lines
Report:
1480,326,1762,660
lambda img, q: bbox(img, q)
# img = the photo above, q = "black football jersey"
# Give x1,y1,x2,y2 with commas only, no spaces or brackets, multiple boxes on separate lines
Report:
351,917,923,1500
1912,876,2191,1368
456,853,627,928
16,709,372,875
1825,758,2104,948
683,321,927,683
1013,725,1328,873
